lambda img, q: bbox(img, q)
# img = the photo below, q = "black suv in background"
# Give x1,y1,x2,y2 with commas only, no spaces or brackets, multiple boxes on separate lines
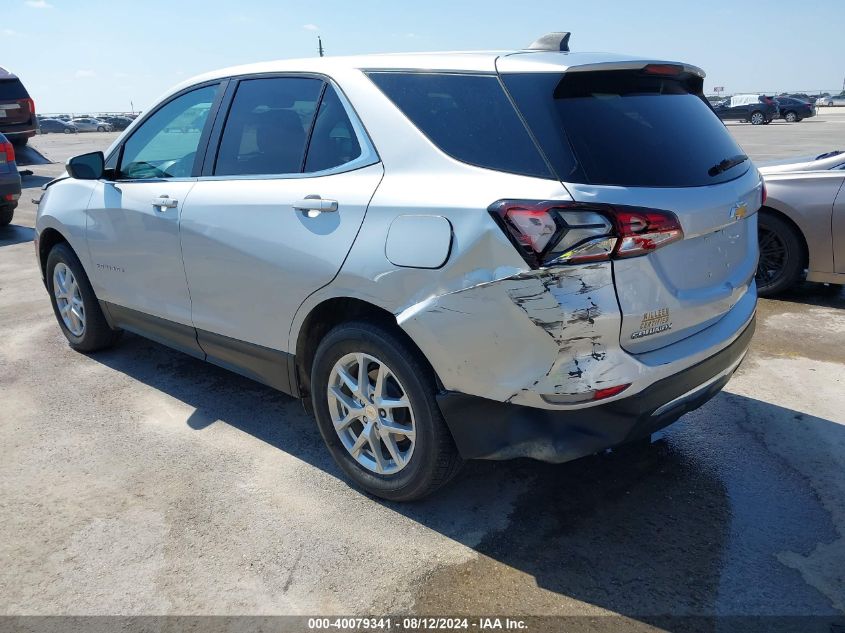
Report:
774,97,816,123
713,94,779,125
0,67,37,146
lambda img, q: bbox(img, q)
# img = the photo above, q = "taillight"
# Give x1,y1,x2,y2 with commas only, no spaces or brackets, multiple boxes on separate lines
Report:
0,141,13,164
761,181,767,205
19,98,35,115
489,200,683,268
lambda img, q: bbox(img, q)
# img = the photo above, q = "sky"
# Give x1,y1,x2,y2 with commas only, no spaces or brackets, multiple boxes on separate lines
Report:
2,0,843,114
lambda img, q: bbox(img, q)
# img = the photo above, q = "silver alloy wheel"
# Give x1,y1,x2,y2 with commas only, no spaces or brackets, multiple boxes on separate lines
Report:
785,111,797,122
53,262,85,336
327,352,416,475
751,112,764,125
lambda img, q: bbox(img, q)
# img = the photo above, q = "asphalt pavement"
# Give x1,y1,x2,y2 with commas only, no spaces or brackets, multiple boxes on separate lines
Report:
1,113,844,631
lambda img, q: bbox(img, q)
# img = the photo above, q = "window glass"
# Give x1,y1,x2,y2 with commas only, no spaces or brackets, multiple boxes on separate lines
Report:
119,85,215,179
368,72,551,179
503,71,749,187
214,77,323,176
304,85,362,172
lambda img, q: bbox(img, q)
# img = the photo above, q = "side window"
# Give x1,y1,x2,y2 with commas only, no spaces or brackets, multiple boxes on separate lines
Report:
214,77,323,176
118,85,216,180
368,72,551,179
304,85,362,172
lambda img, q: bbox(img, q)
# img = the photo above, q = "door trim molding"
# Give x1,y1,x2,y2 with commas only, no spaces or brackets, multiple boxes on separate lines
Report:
102,301,297,396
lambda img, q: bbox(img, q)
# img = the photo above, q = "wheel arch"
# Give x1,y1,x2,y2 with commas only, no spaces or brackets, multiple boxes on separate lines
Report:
37,226,71,279
293,296,441,403
759,205,809,269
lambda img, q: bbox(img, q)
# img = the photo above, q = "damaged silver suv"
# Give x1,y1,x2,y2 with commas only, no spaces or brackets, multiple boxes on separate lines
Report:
35,33,759,500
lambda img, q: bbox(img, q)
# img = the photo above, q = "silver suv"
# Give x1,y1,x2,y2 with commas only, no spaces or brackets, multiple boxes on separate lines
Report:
35,34,760,500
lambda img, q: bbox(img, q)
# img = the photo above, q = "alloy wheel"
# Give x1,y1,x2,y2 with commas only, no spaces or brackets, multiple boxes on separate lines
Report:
53,262,85,336
751,112,764,125
756,225,788,288
327,352,416,475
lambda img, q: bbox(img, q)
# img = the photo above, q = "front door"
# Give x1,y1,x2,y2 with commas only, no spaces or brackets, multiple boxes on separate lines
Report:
86,84,220,331
179,77,383,370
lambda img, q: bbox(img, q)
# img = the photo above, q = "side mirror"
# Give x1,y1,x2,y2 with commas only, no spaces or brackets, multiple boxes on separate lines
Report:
66,151,104,180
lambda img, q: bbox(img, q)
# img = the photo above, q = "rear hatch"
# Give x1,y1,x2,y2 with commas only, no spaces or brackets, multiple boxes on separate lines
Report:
499,57,761,353
0,73,34,126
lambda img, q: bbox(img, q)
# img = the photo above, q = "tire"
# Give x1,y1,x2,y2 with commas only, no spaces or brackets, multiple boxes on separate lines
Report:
311,321,463,501
97,126,105,132
45,242,121,352
756,212,806,297
63,128,72,134
750,111,765,125
784,111,798,123
0,205,13,226
11,136,28,147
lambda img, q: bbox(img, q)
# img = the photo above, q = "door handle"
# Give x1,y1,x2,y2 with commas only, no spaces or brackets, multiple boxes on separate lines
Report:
293,195,338,214
152,195,178,210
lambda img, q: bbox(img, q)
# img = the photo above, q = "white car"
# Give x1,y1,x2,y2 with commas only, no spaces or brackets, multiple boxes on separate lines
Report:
34,33,760,500
70,117,112,132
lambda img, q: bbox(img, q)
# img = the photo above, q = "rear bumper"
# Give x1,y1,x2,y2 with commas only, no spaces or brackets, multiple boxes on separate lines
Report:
437,316,754,462
0,120,37,140
0,175,21,207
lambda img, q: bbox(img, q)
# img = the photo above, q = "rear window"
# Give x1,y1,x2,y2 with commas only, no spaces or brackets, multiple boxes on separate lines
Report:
0,78,29,100
367,72,552,179
502,70,750,187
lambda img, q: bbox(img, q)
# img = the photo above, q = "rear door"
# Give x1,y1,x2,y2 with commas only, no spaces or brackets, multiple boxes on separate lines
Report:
500,62,761,354
179,75,382,360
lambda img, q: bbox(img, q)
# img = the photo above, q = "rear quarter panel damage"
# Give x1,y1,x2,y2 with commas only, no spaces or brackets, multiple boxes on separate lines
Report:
398,262,626,408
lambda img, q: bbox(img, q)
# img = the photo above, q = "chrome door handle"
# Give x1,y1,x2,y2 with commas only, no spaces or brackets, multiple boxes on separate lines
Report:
293,196,338,213
152,195,178,210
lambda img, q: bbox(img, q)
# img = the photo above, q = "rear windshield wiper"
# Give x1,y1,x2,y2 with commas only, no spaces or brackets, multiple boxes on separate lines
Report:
708,154,748,177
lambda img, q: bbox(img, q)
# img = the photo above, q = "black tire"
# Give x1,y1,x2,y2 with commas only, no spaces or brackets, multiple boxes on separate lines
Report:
63,128,72,134
756,212,806,297
0,205,14,226
784,111,798,123
311,321,463,501
750,110,765,125
11,136,28,147
97,126,105,132
45,242,121,352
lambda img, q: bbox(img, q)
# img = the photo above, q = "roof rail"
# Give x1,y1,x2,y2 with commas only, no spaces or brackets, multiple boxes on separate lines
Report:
526,32,571,52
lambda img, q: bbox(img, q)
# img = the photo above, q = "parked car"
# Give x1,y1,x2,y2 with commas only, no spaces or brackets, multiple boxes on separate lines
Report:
0,67,37,146
774,97,816,123
0,132,22,226
816,96,845,107
99,116,133,131
70,118,112,132
756,151,845,295
35,34,760,500
713,94,779,124
39,118,78,134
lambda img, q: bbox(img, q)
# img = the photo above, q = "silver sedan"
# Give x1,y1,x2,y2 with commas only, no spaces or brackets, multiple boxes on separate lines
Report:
757,151,845,295
69,117,112,132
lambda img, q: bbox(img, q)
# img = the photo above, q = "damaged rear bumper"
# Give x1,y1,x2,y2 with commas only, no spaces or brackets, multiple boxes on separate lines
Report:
437,317,754,462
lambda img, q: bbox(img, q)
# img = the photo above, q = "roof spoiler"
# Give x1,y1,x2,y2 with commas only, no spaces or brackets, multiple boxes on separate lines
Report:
526,32,571,52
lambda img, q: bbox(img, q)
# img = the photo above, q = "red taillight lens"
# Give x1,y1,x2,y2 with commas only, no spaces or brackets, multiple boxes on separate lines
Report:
761,181,767,205
0,141,13,164
19,98,35,115
489,200,683,268
612,209,684,258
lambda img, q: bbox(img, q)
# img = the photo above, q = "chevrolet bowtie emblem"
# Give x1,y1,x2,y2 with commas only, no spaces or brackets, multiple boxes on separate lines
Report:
730,201,748,221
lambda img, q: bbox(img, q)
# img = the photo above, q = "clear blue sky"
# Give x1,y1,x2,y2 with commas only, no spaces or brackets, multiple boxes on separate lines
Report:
3,0,843,113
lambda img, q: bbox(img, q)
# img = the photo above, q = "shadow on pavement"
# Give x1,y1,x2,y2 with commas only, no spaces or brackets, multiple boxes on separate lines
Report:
14,144,52,166
0,223,35,246
764,281,845,309
87,332,844,628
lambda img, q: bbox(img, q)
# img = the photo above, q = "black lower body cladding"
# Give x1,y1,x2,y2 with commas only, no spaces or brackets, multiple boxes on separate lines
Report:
437,318,755,462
